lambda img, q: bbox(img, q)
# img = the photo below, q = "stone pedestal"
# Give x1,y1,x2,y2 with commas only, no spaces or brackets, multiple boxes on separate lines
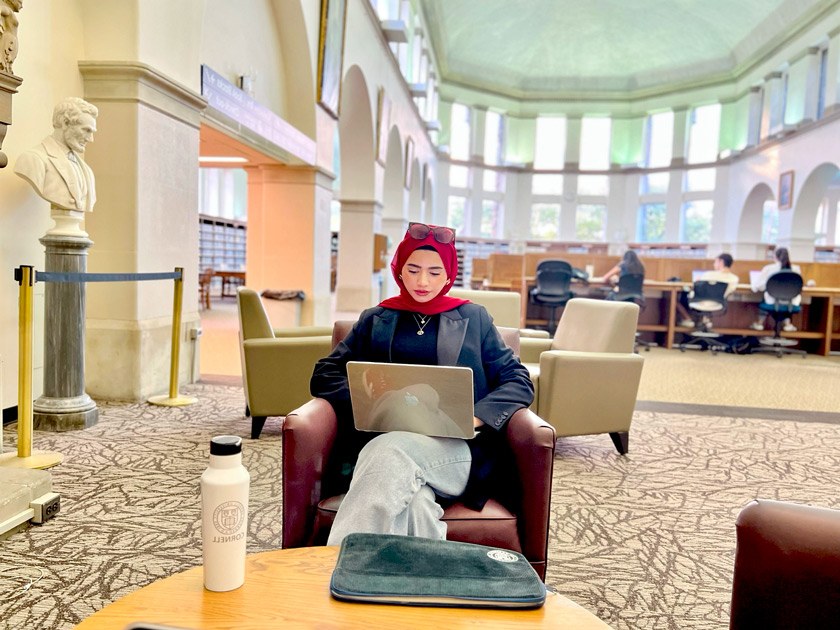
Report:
34,234,98,431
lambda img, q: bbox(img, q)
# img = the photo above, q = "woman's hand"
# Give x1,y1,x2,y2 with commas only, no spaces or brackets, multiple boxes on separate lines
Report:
473,416,484,428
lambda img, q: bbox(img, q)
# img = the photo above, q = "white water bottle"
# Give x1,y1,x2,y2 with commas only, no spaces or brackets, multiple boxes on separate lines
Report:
201,435,250,591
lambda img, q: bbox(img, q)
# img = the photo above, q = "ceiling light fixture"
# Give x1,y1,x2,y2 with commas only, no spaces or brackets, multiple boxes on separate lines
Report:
199,156,248,164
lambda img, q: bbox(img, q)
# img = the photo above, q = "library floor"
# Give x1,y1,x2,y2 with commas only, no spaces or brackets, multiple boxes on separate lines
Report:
199,296,840,415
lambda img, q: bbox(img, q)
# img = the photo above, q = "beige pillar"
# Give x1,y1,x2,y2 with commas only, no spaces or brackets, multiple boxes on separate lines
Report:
245,165,333,326
336,199,382,313
80,61,206,401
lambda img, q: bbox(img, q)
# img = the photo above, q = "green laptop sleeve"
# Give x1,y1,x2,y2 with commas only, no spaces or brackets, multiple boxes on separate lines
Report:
329,533,546,609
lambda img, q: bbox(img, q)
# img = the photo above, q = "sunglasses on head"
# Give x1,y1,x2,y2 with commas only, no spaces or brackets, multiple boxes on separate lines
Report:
407,222,456,244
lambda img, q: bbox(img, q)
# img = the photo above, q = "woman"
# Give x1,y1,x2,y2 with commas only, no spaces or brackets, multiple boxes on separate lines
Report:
602,249,645,284
750,247,802,331
310,222,534,546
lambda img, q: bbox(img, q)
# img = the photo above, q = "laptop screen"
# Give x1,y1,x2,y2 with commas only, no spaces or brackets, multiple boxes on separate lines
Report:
346,361,476,439
749,270,762,287
691,270,707,282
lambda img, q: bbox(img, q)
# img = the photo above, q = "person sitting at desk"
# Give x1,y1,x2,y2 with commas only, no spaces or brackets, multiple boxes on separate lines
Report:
599,250,645,298
676,253,740,328
750,247,802,332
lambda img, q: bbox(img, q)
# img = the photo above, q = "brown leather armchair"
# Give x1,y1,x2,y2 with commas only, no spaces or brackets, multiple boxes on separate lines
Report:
282,322,556,580
730,499,840,629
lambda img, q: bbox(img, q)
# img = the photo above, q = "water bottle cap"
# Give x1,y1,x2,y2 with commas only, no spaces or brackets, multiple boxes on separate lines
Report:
210,435,242,455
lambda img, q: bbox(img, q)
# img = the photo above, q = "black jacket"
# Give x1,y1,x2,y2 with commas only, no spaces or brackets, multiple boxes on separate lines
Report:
310,303,534,509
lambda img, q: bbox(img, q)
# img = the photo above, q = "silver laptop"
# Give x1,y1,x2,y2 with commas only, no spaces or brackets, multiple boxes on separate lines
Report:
346,361,476,439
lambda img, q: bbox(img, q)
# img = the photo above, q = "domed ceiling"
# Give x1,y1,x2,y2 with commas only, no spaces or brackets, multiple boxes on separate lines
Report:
419,0,836,99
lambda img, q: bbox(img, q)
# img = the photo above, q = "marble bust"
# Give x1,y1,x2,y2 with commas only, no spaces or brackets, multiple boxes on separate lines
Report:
15,96,98,237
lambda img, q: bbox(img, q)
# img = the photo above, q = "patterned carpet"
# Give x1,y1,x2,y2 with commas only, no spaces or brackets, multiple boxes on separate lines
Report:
1,383,839,629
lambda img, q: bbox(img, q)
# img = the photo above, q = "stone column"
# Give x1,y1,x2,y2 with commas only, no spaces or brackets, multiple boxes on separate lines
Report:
34,234,98,430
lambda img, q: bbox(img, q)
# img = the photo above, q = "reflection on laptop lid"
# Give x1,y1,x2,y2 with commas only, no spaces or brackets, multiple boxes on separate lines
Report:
346,361,475,439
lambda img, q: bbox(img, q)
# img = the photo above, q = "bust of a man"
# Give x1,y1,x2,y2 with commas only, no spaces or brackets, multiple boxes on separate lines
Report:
15,97,98,235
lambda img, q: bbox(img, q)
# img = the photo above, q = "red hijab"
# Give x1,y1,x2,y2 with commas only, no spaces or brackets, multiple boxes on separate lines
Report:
378,225,470,316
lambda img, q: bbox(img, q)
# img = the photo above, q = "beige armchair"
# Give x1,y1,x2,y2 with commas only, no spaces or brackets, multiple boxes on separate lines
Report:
448,287,549,340
237,288,332,439
521,298,644,454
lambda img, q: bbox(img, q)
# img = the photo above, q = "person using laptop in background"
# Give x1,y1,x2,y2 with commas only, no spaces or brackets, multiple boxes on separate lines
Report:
601,249,645,289
676,253,740,328
311,222,534,546
750,247,802,332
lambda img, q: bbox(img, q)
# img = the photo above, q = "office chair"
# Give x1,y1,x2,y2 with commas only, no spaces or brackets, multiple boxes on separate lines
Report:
678,280,729,354
281,322,557,580
607,273,656,351
752,271,806,358
528,259,574,334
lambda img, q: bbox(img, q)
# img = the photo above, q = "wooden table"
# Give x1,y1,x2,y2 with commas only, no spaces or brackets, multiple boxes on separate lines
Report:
75,546,612,629
214,270,246,298
510,276,840,355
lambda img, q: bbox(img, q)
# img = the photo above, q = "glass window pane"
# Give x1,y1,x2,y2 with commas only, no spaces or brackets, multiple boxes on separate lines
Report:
450,103,471,161
686,103,721,164
680,200,713,242
637,203,666,242
640,172,670,195
480,200,501,238
762,200,779,243
579,117,612,170
447,196,466,232
534,116,566,170
531,203,560,239
576,204,606,241
815,198,828,245
684,168,716,192
483,169,505,192
450,165,469,188
532,174,564,196
484,110,504,166
644,111,674,168
577,175,609,196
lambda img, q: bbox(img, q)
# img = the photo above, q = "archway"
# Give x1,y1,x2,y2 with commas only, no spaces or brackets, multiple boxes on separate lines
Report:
423,168,434,222
788,163,840,260
272,0,317,136
735,182,774,260
335,64,378,311
407,158,422,222
381,125,406,298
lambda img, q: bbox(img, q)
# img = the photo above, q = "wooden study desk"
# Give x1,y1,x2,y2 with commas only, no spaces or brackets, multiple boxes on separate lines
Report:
74,546,612,629
509,278,840,355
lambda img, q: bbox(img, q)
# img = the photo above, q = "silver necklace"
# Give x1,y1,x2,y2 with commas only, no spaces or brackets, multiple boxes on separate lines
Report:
413,313,432,336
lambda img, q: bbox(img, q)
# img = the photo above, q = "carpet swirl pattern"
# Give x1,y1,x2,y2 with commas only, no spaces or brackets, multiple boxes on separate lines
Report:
1,383,839,629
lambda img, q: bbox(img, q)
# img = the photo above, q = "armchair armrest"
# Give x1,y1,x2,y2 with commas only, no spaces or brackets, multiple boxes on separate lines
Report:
519,328,551,339
505,408,555,576
281,398,338,548
273,325,334,338
519,336,552,364
731,499,840,629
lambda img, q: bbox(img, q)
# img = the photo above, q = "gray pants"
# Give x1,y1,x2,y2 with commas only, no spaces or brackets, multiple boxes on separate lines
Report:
326,431,471,546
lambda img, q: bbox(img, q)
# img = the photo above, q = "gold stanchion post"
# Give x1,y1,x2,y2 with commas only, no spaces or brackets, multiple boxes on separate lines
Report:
149,267,198,407
0,265,63,469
